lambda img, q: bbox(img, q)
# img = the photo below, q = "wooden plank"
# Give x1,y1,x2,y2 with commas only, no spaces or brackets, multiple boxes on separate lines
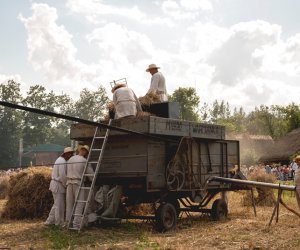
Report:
70,116,225,140
149,117,225,139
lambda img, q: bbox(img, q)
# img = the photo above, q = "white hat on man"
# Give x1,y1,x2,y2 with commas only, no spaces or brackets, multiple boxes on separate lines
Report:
146,64,160,72
81,145,90,152
61,147,74,155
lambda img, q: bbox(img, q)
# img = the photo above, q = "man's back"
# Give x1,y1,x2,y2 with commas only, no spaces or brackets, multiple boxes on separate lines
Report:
67,155,86,180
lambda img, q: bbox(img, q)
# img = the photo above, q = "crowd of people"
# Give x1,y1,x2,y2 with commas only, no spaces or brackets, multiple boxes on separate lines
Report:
244,161,298,181
242,160,299,181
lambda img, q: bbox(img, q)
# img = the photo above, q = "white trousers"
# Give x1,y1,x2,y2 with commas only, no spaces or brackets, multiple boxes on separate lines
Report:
66,183,88,228
66,183,79,223
45,192,65,226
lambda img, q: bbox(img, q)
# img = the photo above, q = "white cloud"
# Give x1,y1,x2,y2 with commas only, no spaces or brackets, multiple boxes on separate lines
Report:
207,20,281,86
66,0,174,26
18,3,98,95
180,0,213,11
161,0,197,20
87,23,153,64
16,2,300,111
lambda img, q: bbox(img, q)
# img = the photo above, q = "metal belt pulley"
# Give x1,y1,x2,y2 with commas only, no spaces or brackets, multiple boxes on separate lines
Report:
166,137,189,191
166,158,185,190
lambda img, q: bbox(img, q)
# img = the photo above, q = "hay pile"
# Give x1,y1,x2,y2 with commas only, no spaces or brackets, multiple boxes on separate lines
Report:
0,175,9,199
241,169,276,206
2,167,53,219
123,203,155,216
138,91,161,106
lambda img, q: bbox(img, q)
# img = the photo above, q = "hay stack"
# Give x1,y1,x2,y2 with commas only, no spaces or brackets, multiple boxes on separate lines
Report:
138,91,161,106
0,175,9,199
2,167,52,219
123,203,155,216
241,169,276,206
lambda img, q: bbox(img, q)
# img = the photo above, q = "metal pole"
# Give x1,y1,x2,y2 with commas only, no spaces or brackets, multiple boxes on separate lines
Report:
0,101,177,143
211,176,296,191
19,138,23,168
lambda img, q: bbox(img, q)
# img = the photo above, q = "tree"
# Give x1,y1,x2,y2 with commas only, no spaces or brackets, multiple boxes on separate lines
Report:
0,80,23,169
169,87,200,121
74,86,109,121
245,105,285,138
277,103,300,133
22,85,57,147
48,93,75,146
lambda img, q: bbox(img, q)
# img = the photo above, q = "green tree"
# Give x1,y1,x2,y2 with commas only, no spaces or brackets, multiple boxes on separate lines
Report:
245,105,284,138
48,93,75,146
209,100,231,123
22,85,57,147
277,103,300,133
169,87,200,121
0,80,23,169
74,86,109,121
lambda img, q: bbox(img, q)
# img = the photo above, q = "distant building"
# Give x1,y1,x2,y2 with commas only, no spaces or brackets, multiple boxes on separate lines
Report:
226,132,274,164
259,128,300,164
22,144,65,167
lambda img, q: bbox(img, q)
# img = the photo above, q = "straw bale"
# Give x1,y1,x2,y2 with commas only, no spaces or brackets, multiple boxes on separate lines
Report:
241,169,276,206
0,175,9,199
107,101,115,112
136,111,152,118
124,203,155,216
138,92,161,106
2,167,52,219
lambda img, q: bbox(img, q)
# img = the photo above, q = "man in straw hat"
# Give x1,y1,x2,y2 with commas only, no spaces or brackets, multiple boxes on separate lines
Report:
293,155,300,209
66,145,94,229
112,83,142,119
146,63,168,102
45,147,74,226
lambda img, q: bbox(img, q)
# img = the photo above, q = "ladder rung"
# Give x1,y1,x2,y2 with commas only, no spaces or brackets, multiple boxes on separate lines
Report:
77,200,88,203
92,149,102,151
80,187,91,190
88,161,99,164
84,174,95,177
73,213,84,217
94,136,105,139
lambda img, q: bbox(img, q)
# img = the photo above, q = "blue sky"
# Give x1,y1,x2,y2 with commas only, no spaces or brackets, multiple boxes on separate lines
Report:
1,0,300,111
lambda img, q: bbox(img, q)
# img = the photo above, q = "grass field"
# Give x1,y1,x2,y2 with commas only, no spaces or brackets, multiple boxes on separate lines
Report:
0,191,300,250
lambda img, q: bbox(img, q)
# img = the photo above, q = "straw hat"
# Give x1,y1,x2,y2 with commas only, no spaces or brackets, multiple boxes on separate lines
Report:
111,83,126,93
294,155,300,161
80,145,90,152
61,147,74,155
146,64,160,72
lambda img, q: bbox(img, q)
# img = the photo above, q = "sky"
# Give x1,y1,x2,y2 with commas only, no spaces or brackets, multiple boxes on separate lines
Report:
1,0,300,112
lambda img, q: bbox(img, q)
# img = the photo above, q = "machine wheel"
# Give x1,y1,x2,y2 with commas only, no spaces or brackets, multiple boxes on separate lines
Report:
211,199,228,221
166,160,185,191
165,198,180,218
155,203,177,232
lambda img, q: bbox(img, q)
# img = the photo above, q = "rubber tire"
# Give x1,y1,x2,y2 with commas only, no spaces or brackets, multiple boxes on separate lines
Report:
155,203,178,232
165,198,180,218
211,199,228,221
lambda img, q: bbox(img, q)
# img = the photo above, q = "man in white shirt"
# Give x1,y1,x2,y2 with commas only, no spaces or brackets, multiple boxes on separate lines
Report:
66,145,94,228
290,160,298,179
112,83,142,119
294,155,300,209
45,147,74,226
146,63,168,102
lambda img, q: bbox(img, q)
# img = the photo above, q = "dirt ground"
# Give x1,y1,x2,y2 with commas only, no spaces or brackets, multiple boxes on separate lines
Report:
1,191,300,250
